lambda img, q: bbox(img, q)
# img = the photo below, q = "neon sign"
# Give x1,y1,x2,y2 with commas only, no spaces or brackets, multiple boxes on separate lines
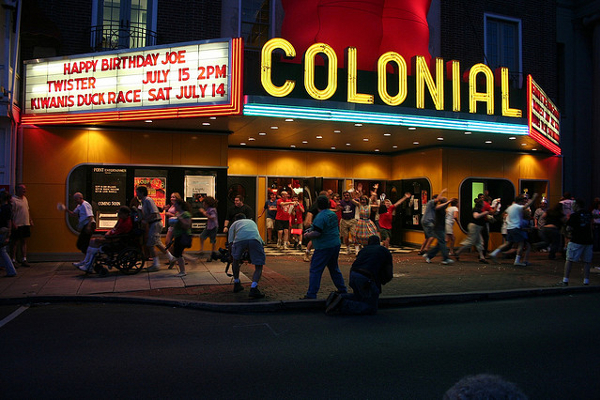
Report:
261,38,522,118
22,38,244,124
527,75,561,155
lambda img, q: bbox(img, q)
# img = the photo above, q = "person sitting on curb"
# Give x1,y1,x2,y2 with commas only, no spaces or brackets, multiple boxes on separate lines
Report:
228,213,266,299
325,235,393,315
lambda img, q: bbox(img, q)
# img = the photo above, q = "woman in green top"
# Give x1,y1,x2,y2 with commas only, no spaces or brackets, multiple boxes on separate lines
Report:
170,199,192,277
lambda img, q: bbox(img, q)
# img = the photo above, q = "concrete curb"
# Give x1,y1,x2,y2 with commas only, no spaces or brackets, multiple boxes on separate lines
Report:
1,285,598,313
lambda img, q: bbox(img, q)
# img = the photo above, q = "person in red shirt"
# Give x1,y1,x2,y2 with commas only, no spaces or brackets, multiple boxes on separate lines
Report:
75,206,133,273
290,194,305,250
276,191,295,249
378,193,411,248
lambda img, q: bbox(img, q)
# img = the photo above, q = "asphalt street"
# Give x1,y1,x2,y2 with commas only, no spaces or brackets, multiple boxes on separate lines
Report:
1,292,599,399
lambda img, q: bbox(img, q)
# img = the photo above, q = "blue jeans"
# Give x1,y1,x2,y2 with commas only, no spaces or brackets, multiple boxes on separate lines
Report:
339,271,380,315
306,245,347,298
1,245,17,276
427,227,449,260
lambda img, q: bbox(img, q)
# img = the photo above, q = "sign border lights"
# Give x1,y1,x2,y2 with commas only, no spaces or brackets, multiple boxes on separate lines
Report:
527,75,561,155
22,38,244,125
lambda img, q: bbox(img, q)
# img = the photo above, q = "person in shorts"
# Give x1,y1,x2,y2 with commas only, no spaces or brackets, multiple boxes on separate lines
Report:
228,213,266,299
558,198,593,286
198,196,218,262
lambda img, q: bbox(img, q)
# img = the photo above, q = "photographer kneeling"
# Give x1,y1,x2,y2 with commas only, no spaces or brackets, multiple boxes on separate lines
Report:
228,213,266,299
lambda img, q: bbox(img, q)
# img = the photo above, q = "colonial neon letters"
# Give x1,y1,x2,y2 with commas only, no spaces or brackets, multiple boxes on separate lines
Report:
260,38,522,118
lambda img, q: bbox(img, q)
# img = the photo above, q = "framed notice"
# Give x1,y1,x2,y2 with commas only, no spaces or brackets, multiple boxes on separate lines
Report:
93,167,127,229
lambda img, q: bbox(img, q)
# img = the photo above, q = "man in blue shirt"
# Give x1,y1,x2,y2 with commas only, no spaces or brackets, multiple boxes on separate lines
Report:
302,196,348,299
228,213,266,299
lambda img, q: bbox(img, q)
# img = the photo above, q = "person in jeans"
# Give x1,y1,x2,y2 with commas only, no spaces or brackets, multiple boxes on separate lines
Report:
423,193,456,265
326,235,393,315
0,190,17,277
558,198,594,286
302,195,348,299
228,213,266,299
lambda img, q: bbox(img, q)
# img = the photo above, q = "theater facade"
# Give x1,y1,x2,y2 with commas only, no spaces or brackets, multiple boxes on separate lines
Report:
20,35,561,258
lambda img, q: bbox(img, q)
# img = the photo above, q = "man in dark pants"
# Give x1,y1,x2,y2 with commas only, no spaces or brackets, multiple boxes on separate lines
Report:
326,235,393,315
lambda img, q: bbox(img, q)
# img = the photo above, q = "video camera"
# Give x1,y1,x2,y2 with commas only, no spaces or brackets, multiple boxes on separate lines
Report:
211,244,251,277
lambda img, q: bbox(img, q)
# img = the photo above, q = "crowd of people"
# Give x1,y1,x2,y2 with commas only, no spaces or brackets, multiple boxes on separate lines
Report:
2,182,600,311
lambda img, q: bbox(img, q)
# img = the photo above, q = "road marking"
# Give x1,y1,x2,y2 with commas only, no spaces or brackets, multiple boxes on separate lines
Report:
0,305,29,328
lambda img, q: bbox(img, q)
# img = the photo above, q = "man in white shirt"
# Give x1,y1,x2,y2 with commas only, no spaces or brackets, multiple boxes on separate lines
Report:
490,193,538,266
64,192,95,256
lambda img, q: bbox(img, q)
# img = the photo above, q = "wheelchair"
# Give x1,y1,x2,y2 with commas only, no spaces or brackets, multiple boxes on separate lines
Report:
90,230,145,276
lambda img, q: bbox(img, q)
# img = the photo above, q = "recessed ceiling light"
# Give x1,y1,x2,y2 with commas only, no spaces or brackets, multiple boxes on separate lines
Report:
413,141,419,145
355,123,363,127
464,131,472,135
202,122,210,126
331,146,336,149
374,149,380,152
346,143,351,146
210,116,217,120
363,138,369,141
384,133,391,136
259,132,266,136
285,118,294,122
532,148,538,151
316,135,323,139
437,137,444,141
393,145,398,148
191,136,197,140
240,142,246,146
248,137,255,141
290,144,296,148
334,130,341,133
408,127,416,130
485,140,492,144
509,136,516,140
271,126,278,130
144,120,152,123
521,143,527,146
302,140,308,144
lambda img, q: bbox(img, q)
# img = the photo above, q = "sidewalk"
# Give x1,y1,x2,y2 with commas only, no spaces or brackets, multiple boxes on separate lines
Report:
1,245,599,312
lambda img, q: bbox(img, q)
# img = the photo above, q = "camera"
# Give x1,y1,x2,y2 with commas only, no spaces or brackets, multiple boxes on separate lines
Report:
212,245,251,277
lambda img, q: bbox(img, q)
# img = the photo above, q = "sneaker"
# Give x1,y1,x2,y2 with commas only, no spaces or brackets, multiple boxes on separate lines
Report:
478,258,489,264
78,264,92,273
175,272,187,277
489,253,500,264
325,291,339,307
277,241,282,249
300,295,315,300
513,262,527,267
233,282,244,293
283,243,289,250
555,281,568,287
441,259,455,265
20,261,30,268
168,259,176,269
303,253,311,262
249,287,265,299
423,254,431,263
73,261,85,267
325,295,344,315
146,265,160,272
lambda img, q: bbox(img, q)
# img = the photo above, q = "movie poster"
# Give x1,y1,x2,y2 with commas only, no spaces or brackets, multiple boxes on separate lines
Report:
92,167,127,229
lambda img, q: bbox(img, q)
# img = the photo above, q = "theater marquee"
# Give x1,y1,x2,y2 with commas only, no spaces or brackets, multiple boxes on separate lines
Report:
22,38,243,124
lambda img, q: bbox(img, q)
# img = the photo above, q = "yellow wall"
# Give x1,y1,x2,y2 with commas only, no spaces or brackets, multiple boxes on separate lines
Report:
21,126,562,254
21,126,229,254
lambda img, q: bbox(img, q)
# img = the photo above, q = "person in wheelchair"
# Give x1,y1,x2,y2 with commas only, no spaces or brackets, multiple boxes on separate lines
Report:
75,206,133,273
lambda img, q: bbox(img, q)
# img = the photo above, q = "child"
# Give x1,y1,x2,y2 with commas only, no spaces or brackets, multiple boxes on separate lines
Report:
198,196,218,262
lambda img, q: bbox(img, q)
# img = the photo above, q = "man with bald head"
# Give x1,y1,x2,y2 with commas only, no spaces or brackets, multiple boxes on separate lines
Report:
63,192,95,258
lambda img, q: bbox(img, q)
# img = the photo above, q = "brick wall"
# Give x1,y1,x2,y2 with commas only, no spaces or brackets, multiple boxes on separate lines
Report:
156,0,222,45
440,0,557,100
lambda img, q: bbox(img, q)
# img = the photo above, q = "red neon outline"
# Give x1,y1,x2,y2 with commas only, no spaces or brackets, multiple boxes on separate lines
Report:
527,75,561,155
21,38,244,125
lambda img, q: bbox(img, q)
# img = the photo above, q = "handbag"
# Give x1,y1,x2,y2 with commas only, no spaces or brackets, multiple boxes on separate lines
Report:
180,232,192,248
